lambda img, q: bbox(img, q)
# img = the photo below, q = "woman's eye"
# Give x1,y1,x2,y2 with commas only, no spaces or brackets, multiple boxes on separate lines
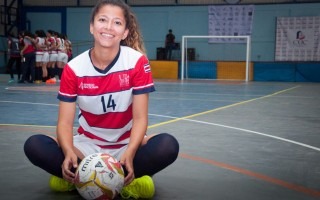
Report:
98,18,106,22
115,21,122,25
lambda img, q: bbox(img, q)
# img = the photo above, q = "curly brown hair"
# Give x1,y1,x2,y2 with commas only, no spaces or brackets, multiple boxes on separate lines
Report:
90,0,146,55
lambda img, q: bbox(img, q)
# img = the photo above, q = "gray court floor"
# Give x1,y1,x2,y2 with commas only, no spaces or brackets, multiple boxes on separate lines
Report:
0,74,319,200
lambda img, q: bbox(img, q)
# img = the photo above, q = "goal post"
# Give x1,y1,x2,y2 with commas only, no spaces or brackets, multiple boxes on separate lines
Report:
181,35,251,81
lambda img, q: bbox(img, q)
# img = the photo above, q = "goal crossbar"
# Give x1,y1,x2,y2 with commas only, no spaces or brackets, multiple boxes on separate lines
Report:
181,35,251,81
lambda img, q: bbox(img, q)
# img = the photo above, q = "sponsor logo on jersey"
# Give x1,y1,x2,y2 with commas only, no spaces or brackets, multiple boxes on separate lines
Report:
79,82,99,90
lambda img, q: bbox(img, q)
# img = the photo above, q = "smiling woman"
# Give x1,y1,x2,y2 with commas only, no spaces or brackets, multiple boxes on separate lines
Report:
23,0,179,199
89,4,129,68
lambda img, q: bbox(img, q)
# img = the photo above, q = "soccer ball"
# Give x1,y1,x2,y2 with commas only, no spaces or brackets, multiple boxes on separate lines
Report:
75,153,125,200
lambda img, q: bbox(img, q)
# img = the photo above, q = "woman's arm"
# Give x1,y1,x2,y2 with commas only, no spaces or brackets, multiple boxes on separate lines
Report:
129,93,149,155
57,101,76,154
56,101,78,182
121,93,149,185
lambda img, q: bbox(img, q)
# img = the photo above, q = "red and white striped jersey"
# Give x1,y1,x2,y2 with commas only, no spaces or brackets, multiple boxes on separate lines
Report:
58,46,155,148
48,36,57,54
35,37,45,52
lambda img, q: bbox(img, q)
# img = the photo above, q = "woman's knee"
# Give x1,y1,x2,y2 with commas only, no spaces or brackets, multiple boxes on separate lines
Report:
24,134,55,159
155,133,179,161
165,133,179,157
24,134,41,153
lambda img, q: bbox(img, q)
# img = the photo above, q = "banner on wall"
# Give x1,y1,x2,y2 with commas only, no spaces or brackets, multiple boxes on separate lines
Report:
208,5,254,43
275,16,320,61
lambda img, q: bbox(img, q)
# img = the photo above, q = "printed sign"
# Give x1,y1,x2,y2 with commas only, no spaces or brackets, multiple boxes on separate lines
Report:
208,5,254,43
275,16,320,61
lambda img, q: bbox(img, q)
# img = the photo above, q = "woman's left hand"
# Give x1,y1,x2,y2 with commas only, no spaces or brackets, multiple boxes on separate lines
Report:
120,151,135,186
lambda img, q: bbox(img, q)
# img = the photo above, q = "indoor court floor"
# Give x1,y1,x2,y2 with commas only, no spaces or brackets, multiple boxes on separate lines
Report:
0,74,319,200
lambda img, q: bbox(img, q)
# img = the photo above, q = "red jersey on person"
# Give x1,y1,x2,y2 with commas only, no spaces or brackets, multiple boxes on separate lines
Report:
23,38,35,54
57,46,155,148
48,36,57,54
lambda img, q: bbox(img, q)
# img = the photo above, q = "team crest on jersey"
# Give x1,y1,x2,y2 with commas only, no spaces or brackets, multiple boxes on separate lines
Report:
119,74,130,87
79,82,99,90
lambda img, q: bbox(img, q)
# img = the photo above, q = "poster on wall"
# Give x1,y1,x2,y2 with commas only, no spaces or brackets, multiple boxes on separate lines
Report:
208,5,254,43
275,16,320,61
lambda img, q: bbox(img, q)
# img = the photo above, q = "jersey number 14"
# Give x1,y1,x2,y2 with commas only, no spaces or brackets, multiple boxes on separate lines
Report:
101,95,116,112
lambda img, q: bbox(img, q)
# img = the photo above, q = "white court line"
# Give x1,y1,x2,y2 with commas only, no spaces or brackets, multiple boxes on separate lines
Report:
0,100,58,106
149,113,320,152
2,85,319,152
150,97,239,102
147,85,320,152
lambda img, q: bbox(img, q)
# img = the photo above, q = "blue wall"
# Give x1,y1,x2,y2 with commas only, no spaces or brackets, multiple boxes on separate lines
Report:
18,3,320,60
254,62,320,82
1,3,320,77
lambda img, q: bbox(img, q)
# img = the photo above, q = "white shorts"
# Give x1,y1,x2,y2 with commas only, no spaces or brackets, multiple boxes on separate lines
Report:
73,134,127,161
49,53,58,62
42,52,49,63
36,52,43,62
57,52,68,64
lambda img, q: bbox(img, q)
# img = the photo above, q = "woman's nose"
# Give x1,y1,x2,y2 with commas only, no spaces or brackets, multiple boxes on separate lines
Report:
105,21,112,30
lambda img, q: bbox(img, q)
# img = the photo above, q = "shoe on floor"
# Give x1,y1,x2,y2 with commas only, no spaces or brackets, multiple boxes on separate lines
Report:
8,78,14,83
120,175,155,199
49,175,75,192
46,77,56,84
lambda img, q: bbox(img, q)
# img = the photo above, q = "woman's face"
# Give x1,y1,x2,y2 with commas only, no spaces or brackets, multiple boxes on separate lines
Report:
90,5,129,50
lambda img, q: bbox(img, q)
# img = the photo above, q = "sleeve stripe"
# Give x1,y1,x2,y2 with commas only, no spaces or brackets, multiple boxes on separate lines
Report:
133,83,154,90
133,86,155,95
58,91,77,97
57,94,77,102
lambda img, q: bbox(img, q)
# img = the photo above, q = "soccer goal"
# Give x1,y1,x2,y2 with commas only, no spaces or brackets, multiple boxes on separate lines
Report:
181,35,251,81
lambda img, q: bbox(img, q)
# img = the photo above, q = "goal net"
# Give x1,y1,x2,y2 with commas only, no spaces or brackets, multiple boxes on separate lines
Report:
181,35,251,81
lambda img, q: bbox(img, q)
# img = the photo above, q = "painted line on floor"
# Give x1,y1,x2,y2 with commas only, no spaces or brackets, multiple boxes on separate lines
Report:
147,85,320,197
148,85,300,129
179,153,320,198
0,100,58,106
3,123,318,197
148,113,320,152
148,85,320,152
3,85,318,198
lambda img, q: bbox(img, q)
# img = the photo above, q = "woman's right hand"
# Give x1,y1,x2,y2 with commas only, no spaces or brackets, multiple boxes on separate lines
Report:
61,150,78,183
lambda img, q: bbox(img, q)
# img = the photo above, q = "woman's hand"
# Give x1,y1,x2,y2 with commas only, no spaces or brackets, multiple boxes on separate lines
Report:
120,150,135,186
61,150,78,183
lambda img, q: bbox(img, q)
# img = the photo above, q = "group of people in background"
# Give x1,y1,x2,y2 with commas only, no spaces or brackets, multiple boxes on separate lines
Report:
6,29,72,84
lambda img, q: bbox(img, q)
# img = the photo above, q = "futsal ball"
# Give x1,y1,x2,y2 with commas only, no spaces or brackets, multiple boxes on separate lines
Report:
75,153,125,200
